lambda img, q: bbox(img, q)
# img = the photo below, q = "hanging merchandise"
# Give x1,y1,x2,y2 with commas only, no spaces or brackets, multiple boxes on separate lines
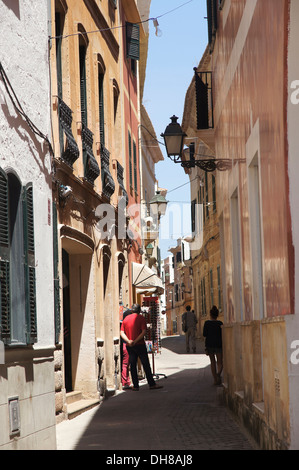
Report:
142,297,161,354
142,297,167,380
141,297,167,381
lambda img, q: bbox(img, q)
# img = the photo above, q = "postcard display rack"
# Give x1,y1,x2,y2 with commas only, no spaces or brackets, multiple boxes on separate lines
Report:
142,297,166,380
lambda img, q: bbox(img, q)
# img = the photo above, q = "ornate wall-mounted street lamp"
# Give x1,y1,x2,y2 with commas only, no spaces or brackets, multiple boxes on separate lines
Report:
161,115,233,172
160,115,186,163
149,191,168,218
145,243,154,258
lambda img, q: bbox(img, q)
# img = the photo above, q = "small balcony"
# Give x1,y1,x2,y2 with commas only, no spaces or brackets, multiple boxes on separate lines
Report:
57,98,79,167
100,143,115,200
194,69,215,151
82,123,100,185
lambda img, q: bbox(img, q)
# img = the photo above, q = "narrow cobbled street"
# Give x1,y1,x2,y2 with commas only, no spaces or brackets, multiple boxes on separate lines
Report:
57,335,258,452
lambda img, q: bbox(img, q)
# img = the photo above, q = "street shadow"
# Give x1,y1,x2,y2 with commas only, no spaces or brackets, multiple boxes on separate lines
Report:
72,365,224,451
161,335,206,355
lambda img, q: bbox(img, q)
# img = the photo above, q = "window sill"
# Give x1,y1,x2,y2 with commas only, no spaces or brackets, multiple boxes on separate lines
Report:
253,401,265,415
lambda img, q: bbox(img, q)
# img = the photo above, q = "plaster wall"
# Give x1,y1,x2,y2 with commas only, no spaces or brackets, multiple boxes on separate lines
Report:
0,0,55,449
286,0,299,450
214,0,292,449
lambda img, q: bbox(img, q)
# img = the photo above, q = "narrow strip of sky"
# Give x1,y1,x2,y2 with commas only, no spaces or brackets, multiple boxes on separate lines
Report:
143,0,208,260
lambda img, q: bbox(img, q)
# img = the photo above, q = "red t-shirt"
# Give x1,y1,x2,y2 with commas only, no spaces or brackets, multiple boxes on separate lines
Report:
121,313,146,345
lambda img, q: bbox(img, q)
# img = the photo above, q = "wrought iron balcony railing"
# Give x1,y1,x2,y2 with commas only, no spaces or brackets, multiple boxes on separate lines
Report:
116,161,128,206
100,143,115,199
82,123,100,185
58,98,79,167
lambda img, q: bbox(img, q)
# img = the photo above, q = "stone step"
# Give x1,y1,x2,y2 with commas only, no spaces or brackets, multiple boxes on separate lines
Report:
66,391,82,405
67,398,100,420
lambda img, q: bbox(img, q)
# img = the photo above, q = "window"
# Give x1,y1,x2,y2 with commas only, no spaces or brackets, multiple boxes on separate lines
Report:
79,44,87,127
128,131,133,188
0,169,37,345
212,174,216,212
201,278,207,316
191,199,196,234
133,139,137,194
210,269,214,306
55,11,64,100
217,265,222,310
98,66,105,146
205,172,209,219
126,22,140,61
126,22,139,76
206,0,218,50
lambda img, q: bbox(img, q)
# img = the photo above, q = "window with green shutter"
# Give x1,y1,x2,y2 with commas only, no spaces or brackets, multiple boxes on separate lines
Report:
210,269,214,306
0,169,37,346
191,199,196,234
98,69,105,146
126,22,140,61
133,140,137,194
128,131,133,188
53,201,60,344
79,45,88,127
0,169,10,344
23,183,37,345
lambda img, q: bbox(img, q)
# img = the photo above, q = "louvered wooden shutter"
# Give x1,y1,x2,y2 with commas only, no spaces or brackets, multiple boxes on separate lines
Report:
206,0,218,45
53,201,60,344
126,23,140,61
195,73,209,130
0,169,10,344
23,184,37,344
133,140,137,193
98,72,105,145
128,131,133,187
79,45,87,126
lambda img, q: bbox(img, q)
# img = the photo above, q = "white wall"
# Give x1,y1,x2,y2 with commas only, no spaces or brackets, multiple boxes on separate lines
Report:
0,0,55,449
0,0,54,347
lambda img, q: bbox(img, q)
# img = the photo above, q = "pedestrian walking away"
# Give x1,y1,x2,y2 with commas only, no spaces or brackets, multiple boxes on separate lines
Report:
203,305,223,385
120,303,163,391
182,305,198,353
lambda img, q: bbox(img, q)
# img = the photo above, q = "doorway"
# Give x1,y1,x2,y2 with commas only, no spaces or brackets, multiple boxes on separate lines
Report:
62,248,72,392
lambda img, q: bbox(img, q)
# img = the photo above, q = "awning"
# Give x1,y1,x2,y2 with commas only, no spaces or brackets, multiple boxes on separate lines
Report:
132,262,164,295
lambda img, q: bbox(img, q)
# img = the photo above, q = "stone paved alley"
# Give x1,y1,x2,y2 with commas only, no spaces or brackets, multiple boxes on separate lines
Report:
56,335,258,452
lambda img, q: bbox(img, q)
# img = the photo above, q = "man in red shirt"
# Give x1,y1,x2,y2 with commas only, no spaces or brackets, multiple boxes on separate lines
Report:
120,304,163,391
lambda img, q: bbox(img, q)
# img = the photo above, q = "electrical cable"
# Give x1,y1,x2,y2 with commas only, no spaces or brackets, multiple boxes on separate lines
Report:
0,62,54,155
50,0,194,40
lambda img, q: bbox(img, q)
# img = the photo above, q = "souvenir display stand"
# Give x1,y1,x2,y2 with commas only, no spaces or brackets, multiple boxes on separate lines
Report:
142,297,167,380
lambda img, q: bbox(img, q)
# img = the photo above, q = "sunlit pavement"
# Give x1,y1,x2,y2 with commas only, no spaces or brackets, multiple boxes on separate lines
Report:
56,335,257,451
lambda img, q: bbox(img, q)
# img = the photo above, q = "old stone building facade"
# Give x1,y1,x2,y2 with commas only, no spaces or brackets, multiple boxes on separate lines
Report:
0,0,162,449
181,46,223,337
50,0,159,422
195,0,299,450
0,0,56,449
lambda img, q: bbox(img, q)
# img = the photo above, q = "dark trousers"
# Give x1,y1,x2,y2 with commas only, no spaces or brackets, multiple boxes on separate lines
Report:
127,343,156,388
